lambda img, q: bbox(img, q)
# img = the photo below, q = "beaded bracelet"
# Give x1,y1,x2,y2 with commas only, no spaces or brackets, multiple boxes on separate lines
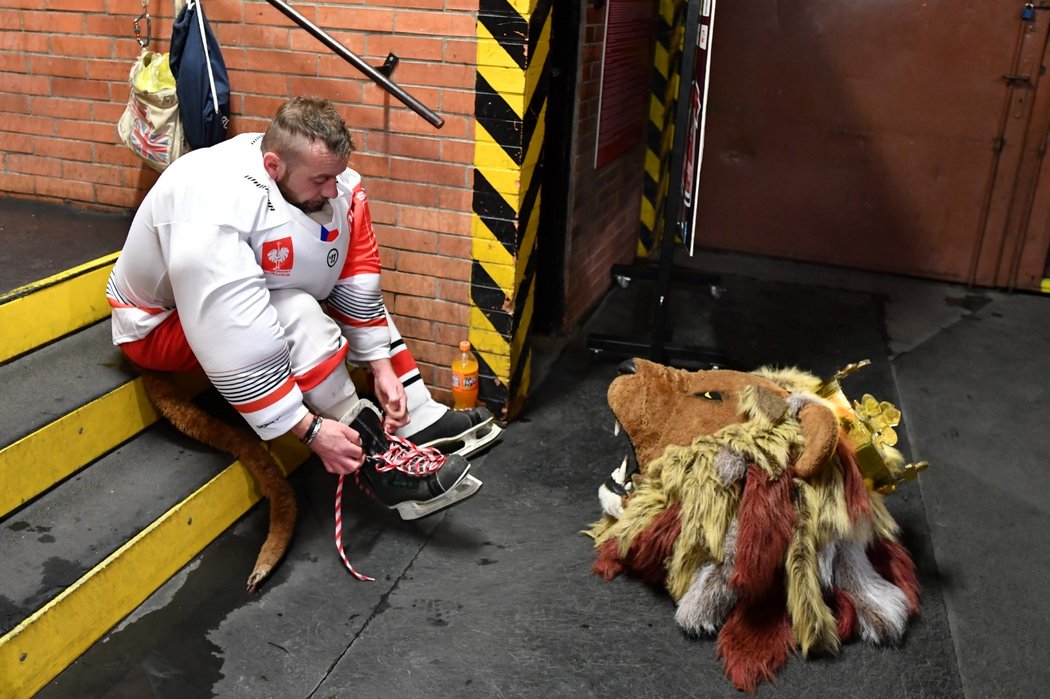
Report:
301,414,323,447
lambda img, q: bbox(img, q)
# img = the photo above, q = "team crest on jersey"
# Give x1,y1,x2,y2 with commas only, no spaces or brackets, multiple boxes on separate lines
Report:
262,237,294,276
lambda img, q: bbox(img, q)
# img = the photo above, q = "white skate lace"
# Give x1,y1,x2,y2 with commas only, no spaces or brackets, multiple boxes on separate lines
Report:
333,432,448,581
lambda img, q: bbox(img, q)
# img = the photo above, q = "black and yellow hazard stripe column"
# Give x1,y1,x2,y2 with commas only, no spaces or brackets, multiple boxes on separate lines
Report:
638,0,686,257
472,0,551,420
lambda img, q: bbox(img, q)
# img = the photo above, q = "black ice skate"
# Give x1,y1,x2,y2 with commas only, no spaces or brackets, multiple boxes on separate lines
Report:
408,406,502,458
344,400,482,520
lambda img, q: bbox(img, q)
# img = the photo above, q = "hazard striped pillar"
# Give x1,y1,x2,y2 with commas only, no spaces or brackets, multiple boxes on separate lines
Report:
638,0,686,257
471,0,551,420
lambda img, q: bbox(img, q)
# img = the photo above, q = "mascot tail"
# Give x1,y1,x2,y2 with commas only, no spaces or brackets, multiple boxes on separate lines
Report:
140,370,297,592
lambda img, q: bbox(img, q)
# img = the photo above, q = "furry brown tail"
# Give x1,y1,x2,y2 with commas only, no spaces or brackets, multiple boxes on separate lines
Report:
140,370,297,593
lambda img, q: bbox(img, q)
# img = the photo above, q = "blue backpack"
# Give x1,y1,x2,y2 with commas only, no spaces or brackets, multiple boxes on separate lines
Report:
170,0,230,150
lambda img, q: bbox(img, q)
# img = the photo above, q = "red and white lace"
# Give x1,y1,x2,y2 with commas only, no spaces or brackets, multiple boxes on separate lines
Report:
334,433,447,581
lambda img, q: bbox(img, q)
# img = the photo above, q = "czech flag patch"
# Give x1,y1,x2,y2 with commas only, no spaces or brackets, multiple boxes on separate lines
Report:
320,225,339,243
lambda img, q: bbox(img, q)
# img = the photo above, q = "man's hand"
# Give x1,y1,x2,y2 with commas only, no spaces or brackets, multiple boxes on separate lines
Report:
370,358,409,432
294,412,365,475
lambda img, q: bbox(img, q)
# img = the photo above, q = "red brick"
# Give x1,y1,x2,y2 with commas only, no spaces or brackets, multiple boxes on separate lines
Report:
389,157,469,187
315,6,394,32
0,11,20,29
0,92,28,111
22,10,81,33
0,112,52,134
47,0,98,10
348,151,390,179
439,278,469,304
0,30,47,52
398,204,470,235
393,10,475,38
396,250,469,280
443,39,476,65
94,141,140,166
439,88,475,116
433,322,467,348
0,52,24,72
368,199,397,225
241,94,289,120
7,153,61,177
439,187,472,212
87,57,138,82
92,100,127,123
376,225,439,252
394,60,474,90
365,177,440,207
386,314,433,342
1,72,48,96
364,33,442,62
225,69,282,97
201,1,244,23
33,135,93,161
0,130,32,153
388,110,470,139
53,118,116,143
83,14,136,36
288,76,364,105
437,233,471,258
50,77,111,100
440,138,474,164
94,181,142,208
30,96,92,119
50,35,113,58
63,159,124,184
34,176,93,201
0,172,35,195
384,270,437,297
243,49,318,76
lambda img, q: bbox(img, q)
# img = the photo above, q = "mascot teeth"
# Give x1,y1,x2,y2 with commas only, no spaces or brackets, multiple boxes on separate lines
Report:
613,419,620,436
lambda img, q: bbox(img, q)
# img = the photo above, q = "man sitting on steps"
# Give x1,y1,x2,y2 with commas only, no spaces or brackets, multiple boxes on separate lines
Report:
106,95,500,520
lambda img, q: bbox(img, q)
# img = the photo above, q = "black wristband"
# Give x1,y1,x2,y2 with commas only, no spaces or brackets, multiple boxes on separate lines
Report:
301,414,323,446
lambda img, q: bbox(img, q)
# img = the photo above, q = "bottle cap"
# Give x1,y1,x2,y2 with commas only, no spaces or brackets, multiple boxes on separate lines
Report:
459,340,471,352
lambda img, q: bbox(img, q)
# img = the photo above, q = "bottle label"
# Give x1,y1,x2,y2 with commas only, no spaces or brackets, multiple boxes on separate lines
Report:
452,373,478,389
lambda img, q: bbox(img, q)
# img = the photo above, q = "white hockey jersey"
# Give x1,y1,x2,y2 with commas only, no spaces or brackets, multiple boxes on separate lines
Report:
107,132,390,440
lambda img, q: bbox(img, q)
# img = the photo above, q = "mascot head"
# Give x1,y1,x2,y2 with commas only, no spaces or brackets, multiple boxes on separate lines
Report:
589,358,925,693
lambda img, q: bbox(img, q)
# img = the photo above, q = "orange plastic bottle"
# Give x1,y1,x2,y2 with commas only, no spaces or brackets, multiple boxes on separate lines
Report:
450,340,479,409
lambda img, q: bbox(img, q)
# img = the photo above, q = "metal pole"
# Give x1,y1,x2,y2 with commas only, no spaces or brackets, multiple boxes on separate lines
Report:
262,0,444,128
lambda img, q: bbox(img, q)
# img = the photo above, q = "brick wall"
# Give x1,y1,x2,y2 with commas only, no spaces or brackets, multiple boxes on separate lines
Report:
561,1,647,331
0,0,478,403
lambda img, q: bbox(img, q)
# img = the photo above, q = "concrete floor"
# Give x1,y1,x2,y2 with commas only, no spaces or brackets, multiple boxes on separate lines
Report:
4,198,1049,697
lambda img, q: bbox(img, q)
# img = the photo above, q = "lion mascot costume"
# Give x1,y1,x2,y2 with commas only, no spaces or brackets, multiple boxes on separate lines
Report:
587,359,927,692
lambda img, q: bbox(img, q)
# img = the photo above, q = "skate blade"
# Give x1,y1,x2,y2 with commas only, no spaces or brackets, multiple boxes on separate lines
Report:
421,419,503,458
393,474,483,520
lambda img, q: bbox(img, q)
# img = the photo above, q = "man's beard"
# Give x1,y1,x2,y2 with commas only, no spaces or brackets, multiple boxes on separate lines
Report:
275,176,326,213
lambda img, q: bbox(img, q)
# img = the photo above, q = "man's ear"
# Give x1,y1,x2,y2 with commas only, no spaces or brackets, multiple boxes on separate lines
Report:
262,151,284,180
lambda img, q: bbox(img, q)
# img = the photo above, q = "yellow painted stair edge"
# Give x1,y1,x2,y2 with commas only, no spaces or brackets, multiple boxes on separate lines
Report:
0,253,118,365
0,373,210,520
0,435,310,699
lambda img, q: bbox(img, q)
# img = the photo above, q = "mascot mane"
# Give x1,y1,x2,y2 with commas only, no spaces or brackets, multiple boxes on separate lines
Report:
587,360,923,692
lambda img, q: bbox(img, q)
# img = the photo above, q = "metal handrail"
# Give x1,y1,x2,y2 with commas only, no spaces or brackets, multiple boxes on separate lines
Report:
263,0,444,128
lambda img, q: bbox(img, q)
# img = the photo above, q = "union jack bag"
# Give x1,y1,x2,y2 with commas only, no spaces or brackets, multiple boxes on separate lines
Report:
117,50,188,172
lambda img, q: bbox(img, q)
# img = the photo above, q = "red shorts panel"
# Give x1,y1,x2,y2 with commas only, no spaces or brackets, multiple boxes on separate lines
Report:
118,312,202,373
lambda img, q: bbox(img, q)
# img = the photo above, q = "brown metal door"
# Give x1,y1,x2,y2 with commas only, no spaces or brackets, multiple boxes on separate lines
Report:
698,0,1050,290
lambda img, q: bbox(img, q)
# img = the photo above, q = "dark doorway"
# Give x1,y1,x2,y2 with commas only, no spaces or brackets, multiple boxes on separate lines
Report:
534,0,581,334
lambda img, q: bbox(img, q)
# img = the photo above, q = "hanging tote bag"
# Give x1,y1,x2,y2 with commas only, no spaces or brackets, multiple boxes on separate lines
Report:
170,0,230,150
117,50,189,171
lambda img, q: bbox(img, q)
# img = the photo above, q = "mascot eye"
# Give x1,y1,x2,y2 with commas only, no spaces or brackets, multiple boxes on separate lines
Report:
695,390,722,401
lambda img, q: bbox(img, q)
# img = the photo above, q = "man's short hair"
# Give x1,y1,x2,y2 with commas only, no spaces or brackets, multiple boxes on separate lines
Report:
261,96,355,163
